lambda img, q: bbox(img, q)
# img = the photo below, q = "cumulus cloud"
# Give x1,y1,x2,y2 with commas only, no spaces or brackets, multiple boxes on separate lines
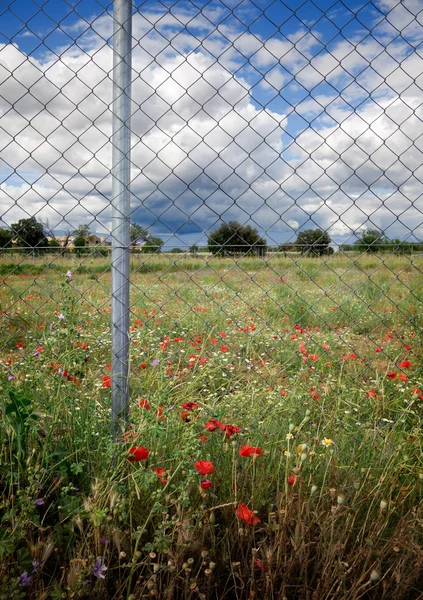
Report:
1,0,423,247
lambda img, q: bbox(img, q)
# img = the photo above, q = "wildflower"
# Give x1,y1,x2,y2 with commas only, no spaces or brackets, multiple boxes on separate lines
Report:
286,433,293,440
239,445,262,457
200,479,212,489
156,405,166,420
198,434,208,444
387,372,396,379
16,341,24,349
195,460,214,475
66,270,72,281
399,360,411,368
93,558,107,579
205,418,224,431
182,402,198,411
102,375,111,388
152,468,167,484
223,424,241,437
128,446,149,461
19,572,33,587
287,475,296,485
322,438,334,447
151,358,159,367
35,498,44,506
236,503,260,526
139,398,150,409
366,389,377,398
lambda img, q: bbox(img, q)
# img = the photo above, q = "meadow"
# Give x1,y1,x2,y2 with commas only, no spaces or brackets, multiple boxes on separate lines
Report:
1,251,423,599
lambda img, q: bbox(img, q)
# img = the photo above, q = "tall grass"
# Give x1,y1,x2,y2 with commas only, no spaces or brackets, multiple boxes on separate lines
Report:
1,254,423,598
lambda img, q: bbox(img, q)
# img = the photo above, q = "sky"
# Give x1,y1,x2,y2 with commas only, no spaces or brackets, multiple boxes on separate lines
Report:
1,0,423,248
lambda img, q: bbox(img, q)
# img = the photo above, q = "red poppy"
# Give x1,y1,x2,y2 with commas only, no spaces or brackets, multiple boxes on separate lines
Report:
399,360,411,368
102,375,111,387
236,503,260,525
387,372,396,379
223,424,241,437
200,479,212,489
156,406,166,421
198,434,208,444
16,342,24,348
123,427,137,442
287,475,296,485
152,467,167,484
182,402,198,411
366,389,377,398
195,460,214,475
205,418,224,431
128,446,149,461
139,398,150,409
239,445,262,457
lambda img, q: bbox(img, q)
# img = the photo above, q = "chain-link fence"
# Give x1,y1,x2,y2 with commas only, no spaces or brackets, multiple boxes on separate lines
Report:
1,0,423,432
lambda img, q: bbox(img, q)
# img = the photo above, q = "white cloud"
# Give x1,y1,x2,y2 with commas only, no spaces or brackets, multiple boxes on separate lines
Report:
1,4,423,247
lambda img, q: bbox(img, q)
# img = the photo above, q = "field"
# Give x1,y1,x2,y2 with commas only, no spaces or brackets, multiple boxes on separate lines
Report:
1,252,423,599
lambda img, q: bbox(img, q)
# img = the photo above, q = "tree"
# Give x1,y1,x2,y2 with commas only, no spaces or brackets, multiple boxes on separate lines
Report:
130,223,148,248
11,217,48,252
207,221,267,256
72,224,91,238
354,229,387,253
48,238,61,253
295,229,332,256
73,235,86,257
0,228,12,249
189,244,199,254
146,236,164,253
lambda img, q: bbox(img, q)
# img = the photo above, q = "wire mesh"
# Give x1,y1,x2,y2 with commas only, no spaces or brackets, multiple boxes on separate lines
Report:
1,0,423,433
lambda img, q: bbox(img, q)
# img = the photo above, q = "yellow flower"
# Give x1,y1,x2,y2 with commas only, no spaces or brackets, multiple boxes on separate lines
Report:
286,433,293,440
322,438,334,446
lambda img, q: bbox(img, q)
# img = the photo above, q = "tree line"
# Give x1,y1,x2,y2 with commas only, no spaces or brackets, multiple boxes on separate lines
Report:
1,218,421,256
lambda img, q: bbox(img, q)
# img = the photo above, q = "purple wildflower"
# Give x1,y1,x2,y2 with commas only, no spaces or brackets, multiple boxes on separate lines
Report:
8,375,15,381
35,498,44,506
32,561,41,573
66,270,72,281
100,536,109,545
93,558,107,579
151,358,159,367
19,572,33,587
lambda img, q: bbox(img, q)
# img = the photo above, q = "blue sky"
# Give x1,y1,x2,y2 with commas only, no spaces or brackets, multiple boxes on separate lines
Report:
1,0,423,248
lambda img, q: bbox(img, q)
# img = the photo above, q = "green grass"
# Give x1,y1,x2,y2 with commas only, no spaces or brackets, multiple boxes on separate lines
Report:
1,252,423,599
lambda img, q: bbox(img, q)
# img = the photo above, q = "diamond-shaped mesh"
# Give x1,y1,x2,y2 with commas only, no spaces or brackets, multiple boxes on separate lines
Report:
1,0,423,429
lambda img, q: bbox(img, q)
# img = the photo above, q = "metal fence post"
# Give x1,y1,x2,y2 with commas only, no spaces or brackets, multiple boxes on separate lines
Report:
111,0,132,439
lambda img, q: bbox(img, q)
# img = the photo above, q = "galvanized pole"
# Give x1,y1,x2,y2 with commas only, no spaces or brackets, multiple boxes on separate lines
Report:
111,0,132,439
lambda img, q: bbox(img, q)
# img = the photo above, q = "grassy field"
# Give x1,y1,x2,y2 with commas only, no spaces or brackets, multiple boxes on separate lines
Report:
1,252,423,599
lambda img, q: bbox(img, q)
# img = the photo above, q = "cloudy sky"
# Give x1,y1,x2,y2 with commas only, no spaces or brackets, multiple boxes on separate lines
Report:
1,0,423,248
